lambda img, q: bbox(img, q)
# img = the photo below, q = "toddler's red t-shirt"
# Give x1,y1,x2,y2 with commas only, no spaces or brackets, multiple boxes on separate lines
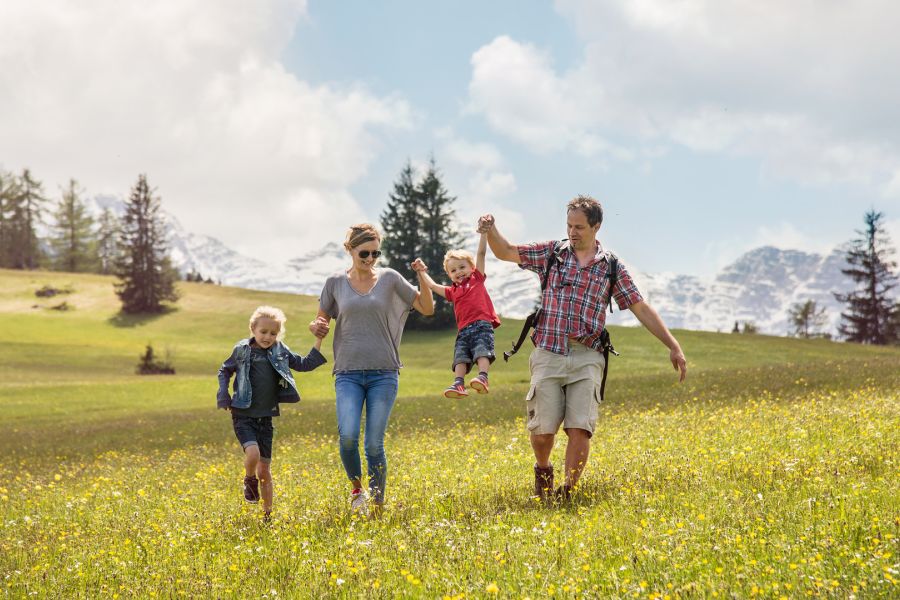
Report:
444,269,501,331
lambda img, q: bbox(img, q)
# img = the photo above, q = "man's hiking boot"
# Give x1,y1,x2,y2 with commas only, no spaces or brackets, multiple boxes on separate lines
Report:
469,373,489,394
443,382,468,399
534,464,554,501
243,475,260,503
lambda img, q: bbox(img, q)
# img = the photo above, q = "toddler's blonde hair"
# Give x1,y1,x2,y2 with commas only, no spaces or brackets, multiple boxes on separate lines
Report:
443,249,475,274
344,223,382,252
249,305,286,341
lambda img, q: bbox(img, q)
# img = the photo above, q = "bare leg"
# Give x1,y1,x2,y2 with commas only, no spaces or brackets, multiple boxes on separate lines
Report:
531,433,555,468
257,462,273,513
475,357,491,374
453,363,468,378
244,444,260,476
563,428,591,488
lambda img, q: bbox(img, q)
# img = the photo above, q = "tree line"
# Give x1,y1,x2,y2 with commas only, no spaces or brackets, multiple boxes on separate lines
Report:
3,162,898,342
0,169,179,313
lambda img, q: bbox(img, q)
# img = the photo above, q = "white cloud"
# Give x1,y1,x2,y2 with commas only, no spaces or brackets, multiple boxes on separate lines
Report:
0,0,412,259
467,1,900,197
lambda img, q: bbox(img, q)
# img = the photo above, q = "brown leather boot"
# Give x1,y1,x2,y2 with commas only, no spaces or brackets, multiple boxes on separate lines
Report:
534,464,554,500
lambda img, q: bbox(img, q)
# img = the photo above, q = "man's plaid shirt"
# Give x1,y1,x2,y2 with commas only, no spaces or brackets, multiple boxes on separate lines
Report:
517,240,643,355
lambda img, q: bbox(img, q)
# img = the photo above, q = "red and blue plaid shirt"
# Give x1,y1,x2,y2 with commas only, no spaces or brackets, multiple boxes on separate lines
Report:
517,240,643,355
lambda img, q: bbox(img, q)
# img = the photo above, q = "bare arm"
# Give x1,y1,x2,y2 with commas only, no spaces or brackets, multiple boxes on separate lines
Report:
418,269,448,299
410,259,435,315
478,214,521,264
629,300,687,382
476,232,487,274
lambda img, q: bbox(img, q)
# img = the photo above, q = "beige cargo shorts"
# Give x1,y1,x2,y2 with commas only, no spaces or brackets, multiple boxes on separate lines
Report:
525,342,605,436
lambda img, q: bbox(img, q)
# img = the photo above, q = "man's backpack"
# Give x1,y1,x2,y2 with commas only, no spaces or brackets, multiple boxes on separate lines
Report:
502,241,620,401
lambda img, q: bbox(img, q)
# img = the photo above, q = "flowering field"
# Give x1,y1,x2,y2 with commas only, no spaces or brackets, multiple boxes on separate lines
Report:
1,269,898,598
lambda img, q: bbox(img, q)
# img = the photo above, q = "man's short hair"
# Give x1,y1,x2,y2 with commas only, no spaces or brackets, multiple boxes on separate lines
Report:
567,195,603,227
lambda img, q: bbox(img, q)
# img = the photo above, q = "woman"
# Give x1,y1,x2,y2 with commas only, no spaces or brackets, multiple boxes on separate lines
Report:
309,223,433,516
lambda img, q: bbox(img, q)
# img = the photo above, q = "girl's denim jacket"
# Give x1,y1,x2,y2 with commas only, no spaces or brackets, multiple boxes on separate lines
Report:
217,339,326,410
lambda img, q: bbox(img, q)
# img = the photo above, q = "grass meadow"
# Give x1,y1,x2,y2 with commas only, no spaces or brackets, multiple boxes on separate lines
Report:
0,268,898,598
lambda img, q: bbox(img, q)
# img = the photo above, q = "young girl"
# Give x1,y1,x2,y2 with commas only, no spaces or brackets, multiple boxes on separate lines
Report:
417,231,501,398
217,306,326,519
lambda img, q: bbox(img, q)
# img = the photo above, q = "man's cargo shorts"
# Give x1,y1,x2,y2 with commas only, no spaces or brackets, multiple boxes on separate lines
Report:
525,342,605,436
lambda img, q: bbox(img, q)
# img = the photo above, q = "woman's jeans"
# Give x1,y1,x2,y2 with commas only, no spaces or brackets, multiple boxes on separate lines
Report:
335,370,399,503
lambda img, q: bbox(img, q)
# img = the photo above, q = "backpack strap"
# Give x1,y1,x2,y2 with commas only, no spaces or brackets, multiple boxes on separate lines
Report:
503,241,563,361
598,252,620,401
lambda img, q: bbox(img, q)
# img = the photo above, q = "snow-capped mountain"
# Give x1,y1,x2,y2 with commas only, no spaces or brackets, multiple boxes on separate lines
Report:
82,195,868,336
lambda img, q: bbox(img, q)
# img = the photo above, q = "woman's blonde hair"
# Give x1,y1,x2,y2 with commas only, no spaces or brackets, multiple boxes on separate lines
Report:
343,223,382,252
249,305,286,341
443,249,475,273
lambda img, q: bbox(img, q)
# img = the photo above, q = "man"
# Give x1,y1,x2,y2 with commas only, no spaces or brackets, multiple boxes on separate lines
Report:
478,195,687,501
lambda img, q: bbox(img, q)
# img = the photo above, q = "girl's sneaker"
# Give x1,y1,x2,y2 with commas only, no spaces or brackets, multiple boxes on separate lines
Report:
243,475,260,503
469,374,489,394
350,489,369,517
443,382,468,398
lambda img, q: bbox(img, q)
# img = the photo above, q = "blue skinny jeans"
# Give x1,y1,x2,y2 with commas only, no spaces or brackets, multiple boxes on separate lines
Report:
334,370,399,503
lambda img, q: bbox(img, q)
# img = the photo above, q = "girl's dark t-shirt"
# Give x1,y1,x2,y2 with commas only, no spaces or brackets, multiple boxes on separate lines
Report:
231,346,281,418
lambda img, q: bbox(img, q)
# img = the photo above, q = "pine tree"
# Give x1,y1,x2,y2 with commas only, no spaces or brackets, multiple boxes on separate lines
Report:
788,300,828,338
834,210,900,344
380,159,463,330
16,169,48,269
96,208,121,275
0,170,22,268
114,174,180,313
380,161,420,276
50,179,97,272
414,158,462,329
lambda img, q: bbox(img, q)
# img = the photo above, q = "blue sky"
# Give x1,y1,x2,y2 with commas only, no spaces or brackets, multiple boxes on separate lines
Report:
2,0,899,276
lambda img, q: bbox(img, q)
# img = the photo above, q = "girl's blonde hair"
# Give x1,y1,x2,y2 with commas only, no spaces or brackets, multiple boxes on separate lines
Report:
249,305,286,341
343,223,382,252
443,249,475,273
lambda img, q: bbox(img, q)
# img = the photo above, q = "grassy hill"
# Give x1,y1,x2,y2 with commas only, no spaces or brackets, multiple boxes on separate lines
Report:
1,269,898,597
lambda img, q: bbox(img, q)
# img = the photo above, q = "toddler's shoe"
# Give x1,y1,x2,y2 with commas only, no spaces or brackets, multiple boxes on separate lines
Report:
469,373,489,394
243,475,260,503
443,382,468,399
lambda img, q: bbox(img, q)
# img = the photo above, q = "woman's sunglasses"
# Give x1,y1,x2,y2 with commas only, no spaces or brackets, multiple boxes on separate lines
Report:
358,250,382,259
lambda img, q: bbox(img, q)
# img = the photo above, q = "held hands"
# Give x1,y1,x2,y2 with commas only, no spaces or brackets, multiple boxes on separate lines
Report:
410,258,428,273
308,316,330,339
476,214,495,234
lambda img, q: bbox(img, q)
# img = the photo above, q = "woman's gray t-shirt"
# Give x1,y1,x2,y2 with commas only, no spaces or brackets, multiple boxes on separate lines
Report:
319,268,419,373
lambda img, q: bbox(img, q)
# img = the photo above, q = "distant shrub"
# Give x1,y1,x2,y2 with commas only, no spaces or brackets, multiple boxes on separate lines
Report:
49,301,72,311
136,344,176,375
35,285,73,298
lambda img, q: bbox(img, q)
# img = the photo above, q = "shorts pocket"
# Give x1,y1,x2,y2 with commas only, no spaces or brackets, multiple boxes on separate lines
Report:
525,385,539,431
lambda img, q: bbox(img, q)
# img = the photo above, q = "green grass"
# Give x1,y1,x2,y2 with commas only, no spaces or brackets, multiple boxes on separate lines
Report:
0,269,898,598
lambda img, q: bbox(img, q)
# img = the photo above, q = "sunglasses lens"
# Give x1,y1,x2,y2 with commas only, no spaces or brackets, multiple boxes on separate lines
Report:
359,250,381,259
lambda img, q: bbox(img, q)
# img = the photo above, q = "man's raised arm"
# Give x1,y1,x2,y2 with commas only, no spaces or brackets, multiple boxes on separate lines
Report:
477,214,521,264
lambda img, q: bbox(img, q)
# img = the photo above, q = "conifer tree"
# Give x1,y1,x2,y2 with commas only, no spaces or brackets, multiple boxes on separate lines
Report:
114,174,179,313
380,158,463,329
380,161,420,276
95,208,121,275
17,169,47,269
415,158,462,328
50,179,97,272
834,210,899,344
0,170,21,268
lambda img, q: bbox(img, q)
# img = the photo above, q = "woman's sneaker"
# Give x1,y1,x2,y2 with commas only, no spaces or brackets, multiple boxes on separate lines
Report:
350,489,369,517
443,382,468,398
469,373,489,394
243,475,260,503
